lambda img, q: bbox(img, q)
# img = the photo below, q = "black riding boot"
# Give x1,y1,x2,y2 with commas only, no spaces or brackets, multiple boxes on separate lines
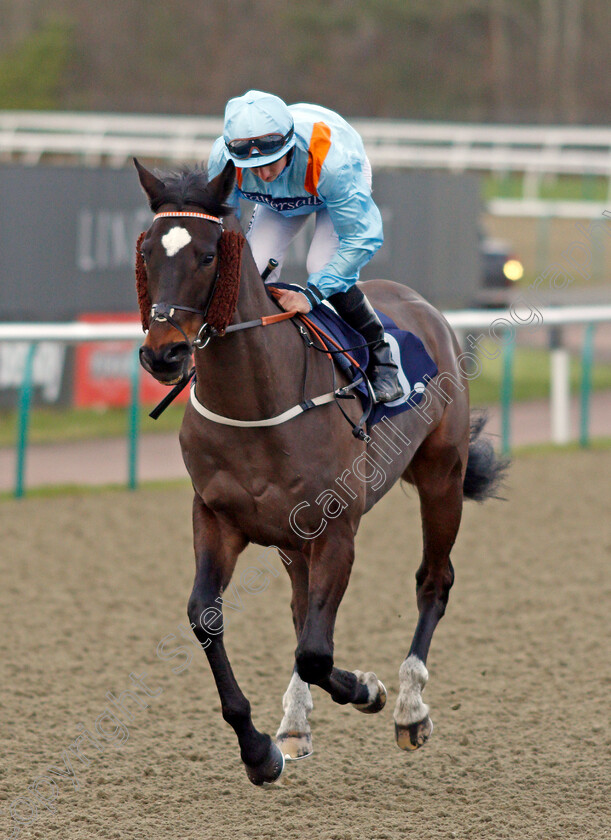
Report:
328,286,404,404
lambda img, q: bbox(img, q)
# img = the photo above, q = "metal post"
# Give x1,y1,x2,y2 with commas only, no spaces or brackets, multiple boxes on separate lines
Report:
592,225,605,286
581,173,598,201
523,169,541,200
15,343,37,498
500,335,515,456
127,342,141,490
535,214,551,277
579,323,596,448
549,326,570,444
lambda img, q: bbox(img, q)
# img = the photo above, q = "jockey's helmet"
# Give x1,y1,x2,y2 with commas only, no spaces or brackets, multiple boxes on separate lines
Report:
223,90,296,168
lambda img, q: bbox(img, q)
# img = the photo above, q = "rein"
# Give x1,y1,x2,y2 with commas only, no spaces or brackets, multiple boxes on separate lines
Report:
140,211,373,437
159,300,373,438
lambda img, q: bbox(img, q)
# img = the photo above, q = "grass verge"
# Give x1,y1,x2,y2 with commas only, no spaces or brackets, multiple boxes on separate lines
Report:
483,172,610,202
468,346,611,405
0,403,185,447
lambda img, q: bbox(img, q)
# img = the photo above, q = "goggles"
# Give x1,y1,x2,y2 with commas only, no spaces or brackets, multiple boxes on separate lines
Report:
226,126,294,161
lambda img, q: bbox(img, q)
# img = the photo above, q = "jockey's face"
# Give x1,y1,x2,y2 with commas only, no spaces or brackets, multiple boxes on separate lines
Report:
251,154,288,183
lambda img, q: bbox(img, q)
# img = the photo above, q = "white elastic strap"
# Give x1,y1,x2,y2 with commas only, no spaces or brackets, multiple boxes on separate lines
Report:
189,384,337,428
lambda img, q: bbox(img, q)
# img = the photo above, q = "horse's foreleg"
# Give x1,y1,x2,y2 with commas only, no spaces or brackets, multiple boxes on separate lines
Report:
275,551,314,760
187,495,284,785
295,533,386,712
395,444,463,751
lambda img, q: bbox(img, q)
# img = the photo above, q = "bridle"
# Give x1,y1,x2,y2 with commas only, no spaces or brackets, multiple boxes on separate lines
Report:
144,209,298,349
146,210,224,350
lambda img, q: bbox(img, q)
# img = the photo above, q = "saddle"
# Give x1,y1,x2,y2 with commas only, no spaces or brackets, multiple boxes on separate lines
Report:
269,283,438,428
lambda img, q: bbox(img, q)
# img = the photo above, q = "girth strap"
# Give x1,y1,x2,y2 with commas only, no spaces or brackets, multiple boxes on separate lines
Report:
189,383,338,428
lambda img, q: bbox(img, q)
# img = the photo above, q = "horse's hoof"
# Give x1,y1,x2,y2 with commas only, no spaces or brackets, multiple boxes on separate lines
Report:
244,742,285,786
395,716,434,750
352,670,387,714
275,730,313,761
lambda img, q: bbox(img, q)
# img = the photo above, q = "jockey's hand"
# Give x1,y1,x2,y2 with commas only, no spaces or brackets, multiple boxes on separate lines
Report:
276,289,311,313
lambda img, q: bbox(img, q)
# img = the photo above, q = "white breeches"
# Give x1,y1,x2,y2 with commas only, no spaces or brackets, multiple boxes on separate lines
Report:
247,205,338,284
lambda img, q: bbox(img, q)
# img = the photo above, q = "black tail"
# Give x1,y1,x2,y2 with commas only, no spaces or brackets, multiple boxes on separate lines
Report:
463,411,510,502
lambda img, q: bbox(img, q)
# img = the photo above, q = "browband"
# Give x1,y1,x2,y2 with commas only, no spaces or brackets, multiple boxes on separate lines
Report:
153,211,223,225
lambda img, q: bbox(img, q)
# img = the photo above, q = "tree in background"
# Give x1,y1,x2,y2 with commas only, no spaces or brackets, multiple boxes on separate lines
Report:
0,0,608,123
0,15,73,109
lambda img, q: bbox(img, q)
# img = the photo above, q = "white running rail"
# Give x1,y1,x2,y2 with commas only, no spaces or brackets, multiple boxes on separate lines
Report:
3,111,611,180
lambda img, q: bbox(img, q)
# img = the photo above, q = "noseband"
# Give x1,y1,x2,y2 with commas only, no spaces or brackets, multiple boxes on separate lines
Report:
147,211,224,349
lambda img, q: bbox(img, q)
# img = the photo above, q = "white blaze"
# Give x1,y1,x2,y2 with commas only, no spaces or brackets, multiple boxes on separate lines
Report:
161,226,192,257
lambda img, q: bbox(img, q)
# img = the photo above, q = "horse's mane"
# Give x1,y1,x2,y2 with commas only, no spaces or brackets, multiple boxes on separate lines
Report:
148,165,233,217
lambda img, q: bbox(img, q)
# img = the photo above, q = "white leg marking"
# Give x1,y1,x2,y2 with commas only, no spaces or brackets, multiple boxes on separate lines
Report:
276,672,313,737
353,670,381,704
352,669,387,713
394,654,429,727
161,226,192,256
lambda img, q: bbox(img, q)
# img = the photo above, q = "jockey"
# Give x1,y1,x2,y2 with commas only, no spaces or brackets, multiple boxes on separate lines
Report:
207,90,403,404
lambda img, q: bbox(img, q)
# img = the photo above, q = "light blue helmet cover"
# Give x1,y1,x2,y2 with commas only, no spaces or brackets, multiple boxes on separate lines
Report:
223,90,296,168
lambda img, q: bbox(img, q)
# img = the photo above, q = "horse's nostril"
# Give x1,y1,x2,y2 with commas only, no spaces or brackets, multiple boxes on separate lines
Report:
139,343,190,379
139,346,154,368
162,342,191,364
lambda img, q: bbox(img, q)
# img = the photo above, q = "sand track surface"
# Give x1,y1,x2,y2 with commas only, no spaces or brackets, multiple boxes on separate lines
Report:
0,450,609,839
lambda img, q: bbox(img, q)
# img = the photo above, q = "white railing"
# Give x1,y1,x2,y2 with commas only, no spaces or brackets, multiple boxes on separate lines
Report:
1,303,610,496
488,198,611,218
0,111,223,167
3,111,611,182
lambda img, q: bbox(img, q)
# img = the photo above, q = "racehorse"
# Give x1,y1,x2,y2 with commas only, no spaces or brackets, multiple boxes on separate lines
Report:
134,158,506,786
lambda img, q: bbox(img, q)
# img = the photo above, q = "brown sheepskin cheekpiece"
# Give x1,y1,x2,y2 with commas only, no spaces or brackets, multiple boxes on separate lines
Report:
206,230,245,334
135,231,151,332
134,228,245,336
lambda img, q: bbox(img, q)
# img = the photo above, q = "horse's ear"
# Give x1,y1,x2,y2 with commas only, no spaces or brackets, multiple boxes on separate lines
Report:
208,159,236,207
134,157,166,207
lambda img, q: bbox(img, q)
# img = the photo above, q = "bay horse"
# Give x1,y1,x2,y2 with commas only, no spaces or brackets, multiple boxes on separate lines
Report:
134,158,506,786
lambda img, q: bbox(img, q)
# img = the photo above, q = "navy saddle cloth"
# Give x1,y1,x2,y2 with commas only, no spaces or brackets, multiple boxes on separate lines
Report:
270,284,438,427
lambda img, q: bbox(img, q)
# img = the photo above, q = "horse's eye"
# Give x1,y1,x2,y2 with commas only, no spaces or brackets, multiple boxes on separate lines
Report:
199,253,215,267
139,250,147,263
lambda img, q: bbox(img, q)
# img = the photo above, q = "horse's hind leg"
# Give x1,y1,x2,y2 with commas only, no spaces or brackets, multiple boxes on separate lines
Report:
187,495,284,785
275,550,314,760
395,432,465,751
276,669,314,760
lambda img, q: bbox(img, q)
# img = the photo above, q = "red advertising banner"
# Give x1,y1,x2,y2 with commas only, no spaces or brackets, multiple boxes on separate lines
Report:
74,313,190,408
